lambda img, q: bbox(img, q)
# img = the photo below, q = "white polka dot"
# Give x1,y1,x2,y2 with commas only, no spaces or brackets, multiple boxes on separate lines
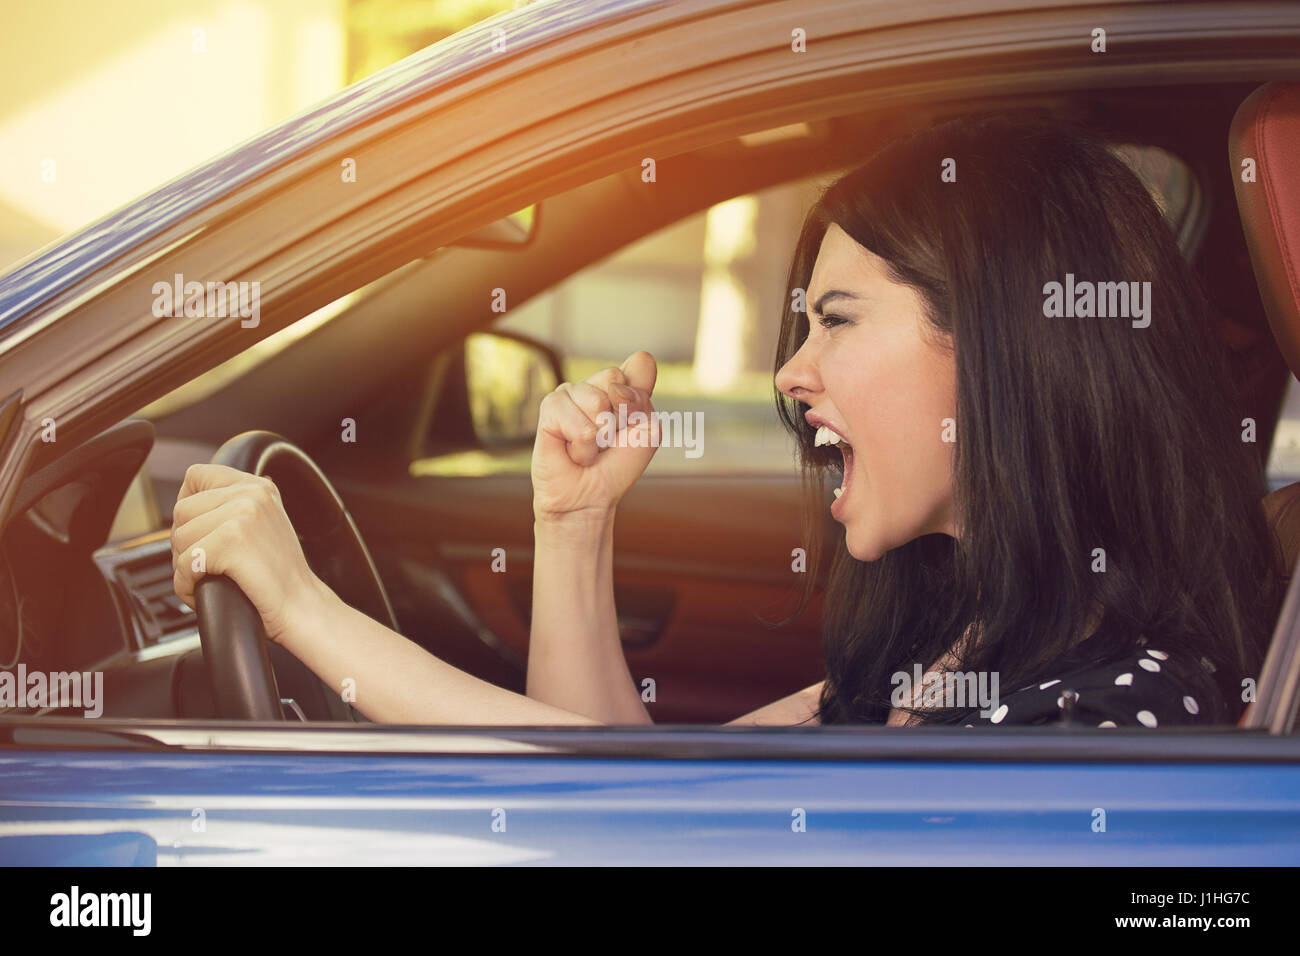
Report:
1098,720,1117,728
990,704,1008,724
1114,672,1133,686
1183,696,1199,715
1039,679,1061,690
1137,710,1158,727
1146,649,1168,660
1139,658,1160,672
964,724,974,728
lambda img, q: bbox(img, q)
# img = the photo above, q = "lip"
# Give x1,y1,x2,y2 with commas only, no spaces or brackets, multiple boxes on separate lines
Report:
804,410,850,444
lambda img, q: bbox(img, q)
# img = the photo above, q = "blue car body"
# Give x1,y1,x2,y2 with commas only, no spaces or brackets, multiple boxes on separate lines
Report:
1,728,1299,864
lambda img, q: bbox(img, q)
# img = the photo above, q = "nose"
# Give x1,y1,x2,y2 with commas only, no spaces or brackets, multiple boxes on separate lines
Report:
775,334,821,402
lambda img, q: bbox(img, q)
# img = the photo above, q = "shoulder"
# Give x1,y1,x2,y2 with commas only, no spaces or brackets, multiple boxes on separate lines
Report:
965,643,1219,729
727,680,823,726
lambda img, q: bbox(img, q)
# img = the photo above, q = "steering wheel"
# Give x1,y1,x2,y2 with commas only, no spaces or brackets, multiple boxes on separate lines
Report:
192,431,398,721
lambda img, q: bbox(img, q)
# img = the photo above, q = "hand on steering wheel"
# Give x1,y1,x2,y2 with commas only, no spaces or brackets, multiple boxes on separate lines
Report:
171,464,323,645
171,431,397,721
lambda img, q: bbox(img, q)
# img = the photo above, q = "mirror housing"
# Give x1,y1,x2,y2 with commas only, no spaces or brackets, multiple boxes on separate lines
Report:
419,331,563,464
464,331,562,446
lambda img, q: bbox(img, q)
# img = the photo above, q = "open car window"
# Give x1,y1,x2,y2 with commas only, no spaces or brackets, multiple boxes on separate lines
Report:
410,142,1202,480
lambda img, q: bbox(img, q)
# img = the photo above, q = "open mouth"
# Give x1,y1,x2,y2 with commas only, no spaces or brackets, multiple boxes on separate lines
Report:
813,424,854,510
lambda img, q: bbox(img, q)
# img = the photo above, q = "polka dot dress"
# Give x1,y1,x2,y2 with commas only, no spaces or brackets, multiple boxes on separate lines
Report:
960,646,1208,728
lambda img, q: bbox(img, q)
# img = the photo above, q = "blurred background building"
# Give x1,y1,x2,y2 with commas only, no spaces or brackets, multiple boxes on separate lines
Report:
0,0,529,270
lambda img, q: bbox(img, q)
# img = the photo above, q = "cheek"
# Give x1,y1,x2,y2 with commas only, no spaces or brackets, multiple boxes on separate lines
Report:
829,343,955,461
826,339,957,546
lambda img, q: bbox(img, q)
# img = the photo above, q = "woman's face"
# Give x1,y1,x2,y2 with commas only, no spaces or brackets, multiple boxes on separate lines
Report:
775,224,958,561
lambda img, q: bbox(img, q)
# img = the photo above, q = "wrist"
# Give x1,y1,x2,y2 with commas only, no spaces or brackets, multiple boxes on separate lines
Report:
271,571,340,648
534,507,615,548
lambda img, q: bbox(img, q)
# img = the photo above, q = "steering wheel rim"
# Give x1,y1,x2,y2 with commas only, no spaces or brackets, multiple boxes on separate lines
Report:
193,431,398,721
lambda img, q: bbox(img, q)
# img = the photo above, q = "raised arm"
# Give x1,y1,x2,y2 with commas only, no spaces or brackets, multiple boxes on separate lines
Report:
525,352,661,724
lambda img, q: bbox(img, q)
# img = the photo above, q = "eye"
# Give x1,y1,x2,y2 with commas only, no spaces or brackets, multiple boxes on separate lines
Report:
817,312,850,330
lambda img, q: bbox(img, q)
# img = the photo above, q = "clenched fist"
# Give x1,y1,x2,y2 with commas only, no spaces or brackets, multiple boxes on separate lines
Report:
531,350,660,524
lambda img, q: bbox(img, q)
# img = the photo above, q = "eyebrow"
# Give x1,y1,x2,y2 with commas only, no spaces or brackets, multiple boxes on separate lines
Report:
809,290,859,316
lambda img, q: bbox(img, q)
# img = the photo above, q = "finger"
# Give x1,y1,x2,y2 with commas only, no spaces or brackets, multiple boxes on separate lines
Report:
172,477,278,529
172,519,244,608
538,389,600,466
620,351,657,395
561,380,615,424
624,403,662,450
569,374,653,432
583,365,628,390
607,381,652,420
171,495,263,569
177,463,274,503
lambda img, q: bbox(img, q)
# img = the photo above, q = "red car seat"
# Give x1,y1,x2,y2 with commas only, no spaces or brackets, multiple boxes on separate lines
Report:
1230,81,1300,726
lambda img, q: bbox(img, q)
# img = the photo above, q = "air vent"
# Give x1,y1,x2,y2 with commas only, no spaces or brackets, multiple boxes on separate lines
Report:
115,549,194,645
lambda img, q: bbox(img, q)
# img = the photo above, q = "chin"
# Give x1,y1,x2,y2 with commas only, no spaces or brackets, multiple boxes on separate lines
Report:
844,512,942,562
843,524,890,563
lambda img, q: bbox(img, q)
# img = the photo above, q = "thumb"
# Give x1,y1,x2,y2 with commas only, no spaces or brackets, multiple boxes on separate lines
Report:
621,350,658,395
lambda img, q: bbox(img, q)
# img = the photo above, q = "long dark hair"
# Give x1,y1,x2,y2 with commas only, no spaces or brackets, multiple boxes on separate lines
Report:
775,113,1283,725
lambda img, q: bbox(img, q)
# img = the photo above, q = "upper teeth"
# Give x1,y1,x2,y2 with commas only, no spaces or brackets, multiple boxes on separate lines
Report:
814,425,843,447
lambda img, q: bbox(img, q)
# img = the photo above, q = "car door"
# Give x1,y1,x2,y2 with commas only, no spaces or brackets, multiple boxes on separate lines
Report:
3,709,1300,866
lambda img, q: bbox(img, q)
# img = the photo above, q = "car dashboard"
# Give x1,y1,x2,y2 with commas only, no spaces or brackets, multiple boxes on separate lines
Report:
0,419,210,720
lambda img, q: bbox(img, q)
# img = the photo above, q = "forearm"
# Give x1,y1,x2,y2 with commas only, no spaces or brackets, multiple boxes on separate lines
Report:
279,580,602,725
526,513,653,724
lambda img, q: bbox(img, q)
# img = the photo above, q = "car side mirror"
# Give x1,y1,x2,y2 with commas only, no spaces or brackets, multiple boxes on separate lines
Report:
463,331,562,447
416,331,563,473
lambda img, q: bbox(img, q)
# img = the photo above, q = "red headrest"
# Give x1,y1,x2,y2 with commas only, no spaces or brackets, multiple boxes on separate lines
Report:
1230,82,1300,377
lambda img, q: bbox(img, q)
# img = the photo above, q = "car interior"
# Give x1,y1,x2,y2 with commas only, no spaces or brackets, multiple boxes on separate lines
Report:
2,79,1300,730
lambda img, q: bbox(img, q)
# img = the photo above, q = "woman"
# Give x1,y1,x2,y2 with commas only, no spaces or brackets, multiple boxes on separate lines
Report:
170,113,1283,727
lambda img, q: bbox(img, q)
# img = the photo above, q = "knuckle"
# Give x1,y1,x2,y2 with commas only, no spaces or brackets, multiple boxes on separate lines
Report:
245,476,274,503
260,476,281,503
179,464,201,494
